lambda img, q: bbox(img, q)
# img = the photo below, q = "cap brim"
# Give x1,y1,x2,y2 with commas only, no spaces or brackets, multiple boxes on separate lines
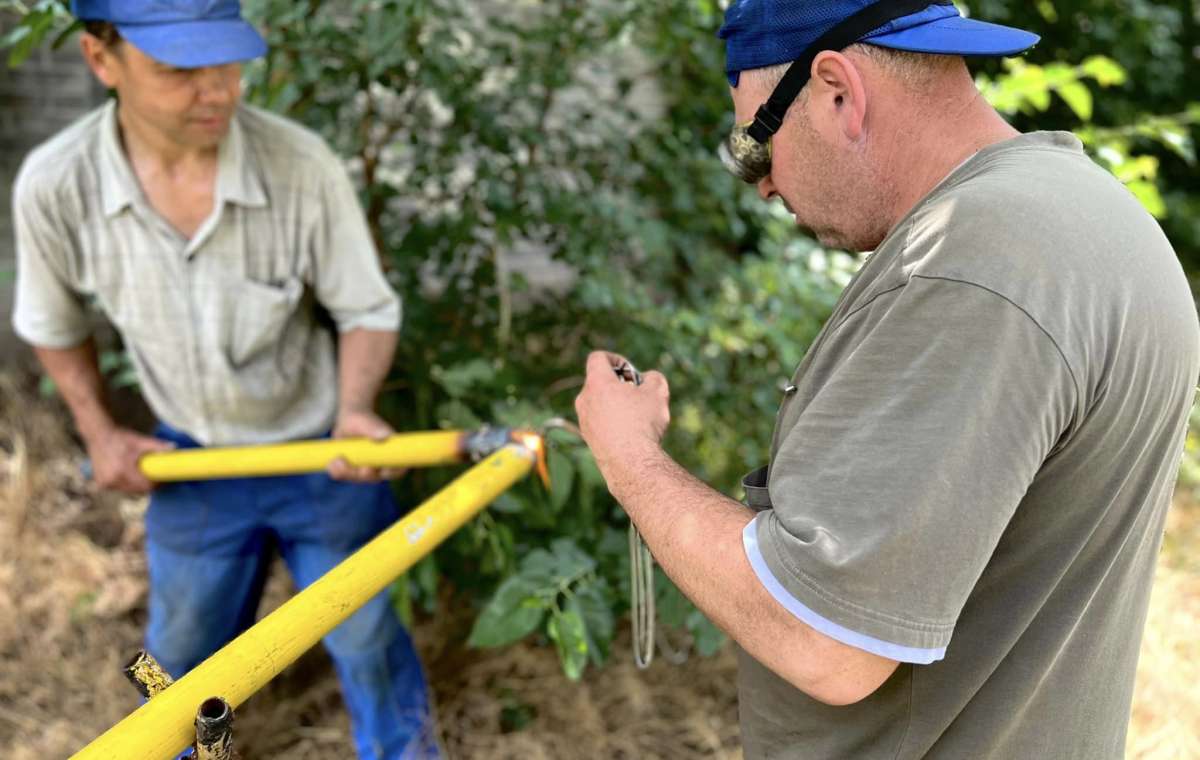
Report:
864,16,1039,57
116,19,268,68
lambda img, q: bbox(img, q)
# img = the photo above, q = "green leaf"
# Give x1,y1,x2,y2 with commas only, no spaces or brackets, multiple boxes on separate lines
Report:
489,398,547,428
1144,124,1195,165
1025,86,1052,112
549,538,596,579
414,553,439,614
110,367,140,390
490,492,525,514
547,446,575,510
518,548,560,586
483,520,516,576
98,350,125,374
572,449,605,487
434,399,482,429
571,581,615,665
430,358,495,398
50,18,81,49
468,576,547,648
1080,56,1127,88
1,24,32,51
4,8,61,68
547,608,589,680
1056,82,1093,122
6,27,36,68
1126,180,1167,218
390,576,413,628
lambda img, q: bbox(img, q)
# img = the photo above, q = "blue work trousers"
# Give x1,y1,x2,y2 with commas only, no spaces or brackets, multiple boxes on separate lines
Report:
144,425,439,759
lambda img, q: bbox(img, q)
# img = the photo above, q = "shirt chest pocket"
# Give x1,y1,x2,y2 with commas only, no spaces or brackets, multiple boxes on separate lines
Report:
222,276,305,367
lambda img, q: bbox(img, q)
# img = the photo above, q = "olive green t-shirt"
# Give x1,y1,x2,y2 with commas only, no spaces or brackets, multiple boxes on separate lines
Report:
739,132,1199,759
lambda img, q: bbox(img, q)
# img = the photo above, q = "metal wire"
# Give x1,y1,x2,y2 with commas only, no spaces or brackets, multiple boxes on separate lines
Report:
544,361,663,669
613,359,658,669
629,520,655,669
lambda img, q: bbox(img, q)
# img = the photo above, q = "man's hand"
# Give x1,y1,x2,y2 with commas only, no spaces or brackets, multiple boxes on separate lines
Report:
575,351,671,472
328,408,406,482
86,427,175,494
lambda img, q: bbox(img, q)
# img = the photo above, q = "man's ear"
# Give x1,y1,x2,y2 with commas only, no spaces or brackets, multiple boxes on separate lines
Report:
808,50,868,141
79,33,121,90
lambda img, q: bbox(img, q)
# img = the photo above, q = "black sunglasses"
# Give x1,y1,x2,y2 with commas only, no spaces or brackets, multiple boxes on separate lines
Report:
720,0,953,184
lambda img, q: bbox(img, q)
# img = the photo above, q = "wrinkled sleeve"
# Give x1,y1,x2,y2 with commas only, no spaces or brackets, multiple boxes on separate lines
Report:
11,171,92,348
745,276,1077,663
307,150,402,333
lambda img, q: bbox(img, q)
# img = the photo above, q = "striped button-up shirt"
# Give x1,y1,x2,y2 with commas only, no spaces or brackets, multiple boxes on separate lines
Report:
12,100,402,445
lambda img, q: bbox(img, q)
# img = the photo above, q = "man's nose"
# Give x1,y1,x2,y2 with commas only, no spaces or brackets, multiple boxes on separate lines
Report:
195,67,234,103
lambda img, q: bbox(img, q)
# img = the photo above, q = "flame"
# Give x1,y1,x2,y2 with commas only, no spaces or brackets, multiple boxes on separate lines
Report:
512,431,550,489
520,433,543,453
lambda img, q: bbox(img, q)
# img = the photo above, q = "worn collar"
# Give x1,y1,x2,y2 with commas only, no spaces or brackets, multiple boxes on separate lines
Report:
98,100,268,218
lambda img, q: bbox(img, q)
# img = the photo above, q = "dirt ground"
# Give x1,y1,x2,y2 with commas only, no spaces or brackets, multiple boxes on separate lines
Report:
0,371,1196,759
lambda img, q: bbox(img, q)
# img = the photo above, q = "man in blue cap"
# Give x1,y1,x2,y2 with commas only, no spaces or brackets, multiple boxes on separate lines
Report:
576,1,1199,757
10,2,440,757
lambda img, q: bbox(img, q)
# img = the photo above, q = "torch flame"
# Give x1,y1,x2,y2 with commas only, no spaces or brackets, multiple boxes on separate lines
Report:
520,433,543,453
512,431,550,489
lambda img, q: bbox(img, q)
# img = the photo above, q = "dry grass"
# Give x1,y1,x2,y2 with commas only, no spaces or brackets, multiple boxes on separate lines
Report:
0,371,1195,759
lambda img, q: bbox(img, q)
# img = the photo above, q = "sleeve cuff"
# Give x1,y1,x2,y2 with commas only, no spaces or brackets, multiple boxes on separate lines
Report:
331,301,402,334
742,516,947,664
12,317,93,349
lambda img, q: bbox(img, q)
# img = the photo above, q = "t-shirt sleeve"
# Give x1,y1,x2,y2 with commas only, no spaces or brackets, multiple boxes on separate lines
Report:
307,150,402,333
746,275,1077,663
10,171,92,348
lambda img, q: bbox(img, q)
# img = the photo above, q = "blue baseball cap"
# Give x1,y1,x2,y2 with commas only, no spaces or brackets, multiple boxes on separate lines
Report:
719,0,1039,86
71,0,267,69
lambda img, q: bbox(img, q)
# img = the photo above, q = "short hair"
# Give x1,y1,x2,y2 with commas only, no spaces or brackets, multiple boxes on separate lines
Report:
82,20,123,48
848,43,959,90
743,44,957,95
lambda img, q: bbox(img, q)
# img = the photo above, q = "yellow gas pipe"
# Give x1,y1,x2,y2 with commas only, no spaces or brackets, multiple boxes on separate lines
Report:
72,435,541,760
138,429,479,481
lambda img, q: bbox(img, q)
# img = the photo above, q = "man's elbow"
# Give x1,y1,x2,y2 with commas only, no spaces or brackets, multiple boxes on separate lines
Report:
773,640,901,706
800,676,888,707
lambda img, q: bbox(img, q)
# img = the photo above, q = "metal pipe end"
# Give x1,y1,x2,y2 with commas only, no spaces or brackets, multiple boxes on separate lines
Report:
195,696,235,760
462,426,515,462
462,426,544,485
197,696,231,724
123,650,174,699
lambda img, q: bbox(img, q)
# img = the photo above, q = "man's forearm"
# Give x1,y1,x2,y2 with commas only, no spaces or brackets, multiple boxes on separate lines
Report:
33,339,116,443
599,443,899,705
336,328,398,414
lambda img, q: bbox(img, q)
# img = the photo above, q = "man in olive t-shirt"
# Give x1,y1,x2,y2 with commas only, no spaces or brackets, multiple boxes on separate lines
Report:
574,2,1199,759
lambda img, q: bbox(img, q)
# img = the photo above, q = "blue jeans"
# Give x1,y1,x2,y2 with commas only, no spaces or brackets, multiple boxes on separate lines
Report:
144,425,440,759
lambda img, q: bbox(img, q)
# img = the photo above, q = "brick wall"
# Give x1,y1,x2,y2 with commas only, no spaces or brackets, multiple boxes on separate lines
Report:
0,31,107,355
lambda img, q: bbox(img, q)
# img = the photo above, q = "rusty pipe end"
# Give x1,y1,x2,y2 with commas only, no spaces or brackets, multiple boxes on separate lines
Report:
123,650,174,699
195,696,235,760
